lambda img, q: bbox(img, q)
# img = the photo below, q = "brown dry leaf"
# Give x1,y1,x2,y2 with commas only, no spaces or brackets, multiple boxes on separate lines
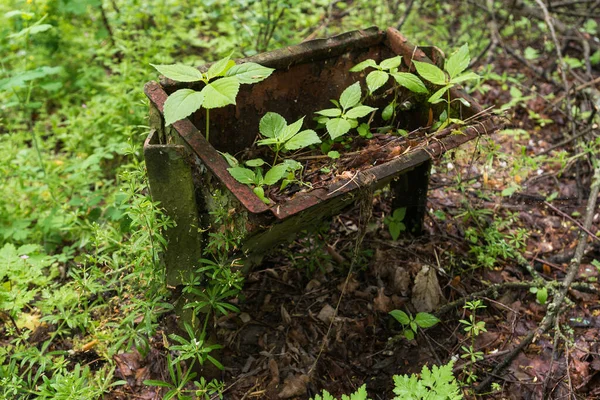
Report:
278,374,309,398
337,274,359,294
391,267,411,295
281,304,292,325
374,288,392,313
317,304,336,324
411,265,444,312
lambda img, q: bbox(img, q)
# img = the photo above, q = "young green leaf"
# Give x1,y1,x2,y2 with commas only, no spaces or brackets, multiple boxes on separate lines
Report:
391,72,428,93
345,105,377,119
227,167,256,185
380,55,402,70
428,85,451,104
349,59,378,72
382,102,395,121
150,64,204,82
200,77,240,109
388,221,403,240
206,55,233,80
226,62,275,84
245,158,265,167
403,329,415,340
445,43,470,79
219,151,239,167
264,164,288,185
163,89,205,126
328,150,340,159
339,82,362,110
412,61,447,86
253,186,269,204
315,108,342,117
366,70,389,93
284,129,321,150
326,118,352,140
259,112,287,138
280,117,305,141
392,207,406,221
389,310,410,325
414,312,440,328
450,71,480,84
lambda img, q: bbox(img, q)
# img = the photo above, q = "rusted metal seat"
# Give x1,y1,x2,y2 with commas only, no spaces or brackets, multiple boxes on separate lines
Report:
144,27,496,286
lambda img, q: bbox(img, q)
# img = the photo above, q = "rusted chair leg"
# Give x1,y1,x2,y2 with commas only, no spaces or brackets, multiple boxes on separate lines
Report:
144,131,203,287
390,160,432,234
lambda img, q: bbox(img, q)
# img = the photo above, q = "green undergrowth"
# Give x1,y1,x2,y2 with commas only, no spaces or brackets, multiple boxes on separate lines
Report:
3,0,593,398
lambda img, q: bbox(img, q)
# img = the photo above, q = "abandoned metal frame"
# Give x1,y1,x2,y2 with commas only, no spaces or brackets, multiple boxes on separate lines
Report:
144,27,496,287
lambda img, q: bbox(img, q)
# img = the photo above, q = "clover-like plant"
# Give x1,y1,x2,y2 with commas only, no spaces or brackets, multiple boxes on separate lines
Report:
257,112,321,164
412,43,480,131
315,82,377,140
384,207,407,240
151,55,274,140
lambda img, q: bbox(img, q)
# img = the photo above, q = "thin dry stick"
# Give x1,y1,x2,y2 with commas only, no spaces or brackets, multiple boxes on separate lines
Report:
477,162,600,393
544,201,600,242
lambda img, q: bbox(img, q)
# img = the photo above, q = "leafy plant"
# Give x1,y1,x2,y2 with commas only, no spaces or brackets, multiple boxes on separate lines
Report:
393,361,463,400
389,310,440,340
384,207,407,240
412,43,480,130
257,112,321,164
529,286,548,305
151,56,274,139
313,384,368,400
315,82,377,140
226,158,290,204
350,55,428,124
459,300,487,385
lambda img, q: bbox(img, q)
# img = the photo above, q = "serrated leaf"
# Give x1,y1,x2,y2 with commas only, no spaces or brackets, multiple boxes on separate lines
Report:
339,82,362,110
200,77,240,109
163,89,204,126
264,164,288,185
225,62,274,84
391,72,428,93
315,108,342,117
404,329,415,340
206,55,232,80
450,71,480,84
445,43,470,79
328,150,340,159
349,59,377,72
259,112,286,138
380,55,402,70
326,118,351,140
245,158,265,167
414,312,440,328
345,105,377,119
413,60,447,86
382,102,395,121
284,129,321,150
366,70,389,93
389,310,410,325
227,167,256,185
150,64,203,82
280,116,305,141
